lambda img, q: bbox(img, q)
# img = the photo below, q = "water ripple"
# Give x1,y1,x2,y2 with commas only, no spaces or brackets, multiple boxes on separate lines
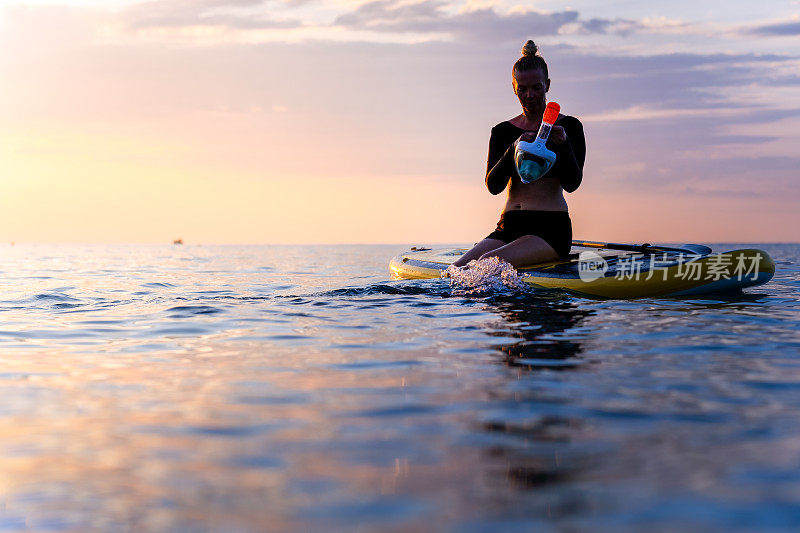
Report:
0,243,797,532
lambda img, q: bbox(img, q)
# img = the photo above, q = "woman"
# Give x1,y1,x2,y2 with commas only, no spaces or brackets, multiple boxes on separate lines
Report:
453,41,585,268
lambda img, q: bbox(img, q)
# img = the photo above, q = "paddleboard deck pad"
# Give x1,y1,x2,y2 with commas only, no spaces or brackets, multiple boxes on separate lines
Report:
389,244,775,298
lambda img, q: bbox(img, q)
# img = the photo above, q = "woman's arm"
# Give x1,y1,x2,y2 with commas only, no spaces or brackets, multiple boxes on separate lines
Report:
485,128,516,195
547,117,585,193
485,146,516,195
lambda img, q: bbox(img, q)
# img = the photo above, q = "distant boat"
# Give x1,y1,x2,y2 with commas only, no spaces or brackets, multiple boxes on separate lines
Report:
173,239,183,245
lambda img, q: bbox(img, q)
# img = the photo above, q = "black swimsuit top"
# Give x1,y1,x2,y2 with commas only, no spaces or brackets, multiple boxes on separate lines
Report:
486,115,586,193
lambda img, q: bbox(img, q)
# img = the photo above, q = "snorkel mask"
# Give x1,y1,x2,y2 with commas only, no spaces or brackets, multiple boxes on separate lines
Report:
515,102,560,184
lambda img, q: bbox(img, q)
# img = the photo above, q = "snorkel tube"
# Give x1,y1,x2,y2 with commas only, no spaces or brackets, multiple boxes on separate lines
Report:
515,102,560,183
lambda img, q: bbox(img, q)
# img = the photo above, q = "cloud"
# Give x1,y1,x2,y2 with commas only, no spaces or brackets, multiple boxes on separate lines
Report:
123,0,305,30
333,0,638,41
550,50,790,117
569,17,642,36
580,105,745,123
3,3,799,201
747,20,800,36
659,155,800,198
102,0,719,45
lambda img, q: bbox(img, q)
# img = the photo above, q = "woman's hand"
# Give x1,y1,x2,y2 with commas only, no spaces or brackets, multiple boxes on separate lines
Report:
549,125,567,144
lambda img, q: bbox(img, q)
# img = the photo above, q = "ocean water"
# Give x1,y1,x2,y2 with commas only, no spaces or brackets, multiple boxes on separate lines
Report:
0,243,799,532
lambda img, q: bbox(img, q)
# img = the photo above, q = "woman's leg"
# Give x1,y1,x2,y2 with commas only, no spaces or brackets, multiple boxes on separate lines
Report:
453,238,506,267
479,235,560,267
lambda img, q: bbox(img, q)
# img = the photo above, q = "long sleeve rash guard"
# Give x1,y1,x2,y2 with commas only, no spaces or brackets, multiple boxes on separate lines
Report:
485,115,586,194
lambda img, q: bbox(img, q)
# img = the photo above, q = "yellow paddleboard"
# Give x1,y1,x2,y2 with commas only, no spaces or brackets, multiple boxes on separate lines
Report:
390,244,775,299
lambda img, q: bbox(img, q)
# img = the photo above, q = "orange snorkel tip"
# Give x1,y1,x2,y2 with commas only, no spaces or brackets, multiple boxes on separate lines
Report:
543,102,560,124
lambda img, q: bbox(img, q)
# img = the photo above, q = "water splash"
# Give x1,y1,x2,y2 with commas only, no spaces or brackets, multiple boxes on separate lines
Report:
443,256,528,295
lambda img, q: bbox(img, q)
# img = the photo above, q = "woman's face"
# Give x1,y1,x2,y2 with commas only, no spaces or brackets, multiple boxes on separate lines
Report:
513,68,550,118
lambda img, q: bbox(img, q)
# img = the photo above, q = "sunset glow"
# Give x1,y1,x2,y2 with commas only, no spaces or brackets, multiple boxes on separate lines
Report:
2,1,798,244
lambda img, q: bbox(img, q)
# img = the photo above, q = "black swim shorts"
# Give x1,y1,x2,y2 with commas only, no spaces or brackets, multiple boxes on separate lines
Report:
486,210,572,257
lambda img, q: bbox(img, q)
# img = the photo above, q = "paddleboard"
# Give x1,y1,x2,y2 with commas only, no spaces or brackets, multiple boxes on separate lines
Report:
389,243,775,298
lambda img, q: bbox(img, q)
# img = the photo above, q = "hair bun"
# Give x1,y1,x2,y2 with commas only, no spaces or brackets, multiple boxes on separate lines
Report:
521,40,539,57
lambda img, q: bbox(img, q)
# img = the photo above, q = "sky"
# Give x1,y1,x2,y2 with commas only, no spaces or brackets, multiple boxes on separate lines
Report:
1,0,798,244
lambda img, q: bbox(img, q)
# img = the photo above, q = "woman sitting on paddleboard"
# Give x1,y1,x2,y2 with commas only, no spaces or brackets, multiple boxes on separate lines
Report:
454,40,585,267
